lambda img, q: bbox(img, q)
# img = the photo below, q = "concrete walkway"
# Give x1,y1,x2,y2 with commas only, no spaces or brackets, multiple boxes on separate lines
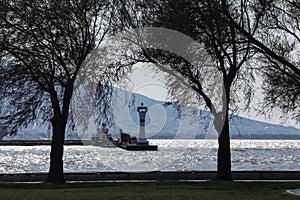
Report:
1,171,300,182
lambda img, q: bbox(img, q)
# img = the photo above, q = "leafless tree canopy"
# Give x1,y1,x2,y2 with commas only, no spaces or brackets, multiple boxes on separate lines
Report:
0,0,112,129
117,0,300,180
217,0,300,121
0,0,130,182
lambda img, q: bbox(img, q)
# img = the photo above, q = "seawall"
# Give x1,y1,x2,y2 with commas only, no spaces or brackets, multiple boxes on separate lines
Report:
1,171,300,182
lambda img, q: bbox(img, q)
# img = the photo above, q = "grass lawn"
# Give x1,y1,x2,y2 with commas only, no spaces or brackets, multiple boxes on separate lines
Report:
0,181,300,200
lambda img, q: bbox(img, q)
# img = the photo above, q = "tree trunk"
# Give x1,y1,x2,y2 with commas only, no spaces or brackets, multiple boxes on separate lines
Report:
47,117,66,183
216,111,232,180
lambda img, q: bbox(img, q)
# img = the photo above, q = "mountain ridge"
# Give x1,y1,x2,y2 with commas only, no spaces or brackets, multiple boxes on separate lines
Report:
3,89,300,140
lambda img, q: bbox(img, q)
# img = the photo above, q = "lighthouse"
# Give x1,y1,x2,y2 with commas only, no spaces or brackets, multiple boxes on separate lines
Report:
117,102,157,150
137,102,147,144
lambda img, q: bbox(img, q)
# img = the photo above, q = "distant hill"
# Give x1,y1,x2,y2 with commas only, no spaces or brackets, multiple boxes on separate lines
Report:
3,88,300,140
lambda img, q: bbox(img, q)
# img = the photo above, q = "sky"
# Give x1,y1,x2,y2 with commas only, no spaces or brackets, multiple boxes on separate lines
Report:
122,63,300,129
126,63,169,101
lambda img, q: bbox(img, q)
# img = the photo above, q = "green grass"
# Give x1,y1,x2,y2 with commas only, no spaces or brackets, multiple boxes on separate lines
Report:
0,181,300,200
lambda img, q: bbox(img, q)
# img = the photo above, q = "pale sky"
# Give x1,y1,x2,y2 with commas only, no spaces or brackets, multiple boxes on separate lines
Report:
122,63,300,129
126,63,169,102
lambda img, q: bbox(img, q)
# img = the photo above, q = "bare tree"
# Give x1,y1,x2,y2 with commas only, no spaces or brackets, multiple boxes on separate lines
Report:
258,0,300,121
0,0,122,182
218,0,300,121
119,0,256,180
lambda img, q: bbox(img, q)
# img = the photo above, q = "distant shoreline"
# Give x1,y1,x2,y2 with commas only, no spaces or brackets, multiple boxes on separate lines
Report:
0,140,92,146
1,138,300,146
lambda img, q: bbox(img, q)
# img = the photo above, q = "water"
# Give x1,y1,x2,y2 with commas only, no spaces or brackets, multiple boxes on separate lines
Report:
0,139,299,174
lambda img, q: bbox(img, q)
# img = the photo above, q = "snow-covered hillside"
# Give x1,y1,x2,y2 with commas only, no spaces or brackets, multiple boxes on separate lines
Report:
3,89,300,140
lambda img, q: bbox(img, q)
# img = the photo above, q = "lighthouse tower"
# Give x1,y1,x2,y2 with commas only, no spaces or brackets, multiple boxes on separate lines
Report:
137,102,147,144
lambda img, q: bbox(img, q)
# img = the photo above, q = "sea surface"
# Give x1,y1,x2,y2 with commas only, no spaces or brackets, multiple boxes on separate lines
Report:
0,139,300,174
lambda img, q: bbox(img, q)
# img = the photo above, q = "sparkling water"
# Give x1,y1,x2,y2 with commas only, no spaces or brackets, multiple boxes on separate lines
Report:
0,139,300,174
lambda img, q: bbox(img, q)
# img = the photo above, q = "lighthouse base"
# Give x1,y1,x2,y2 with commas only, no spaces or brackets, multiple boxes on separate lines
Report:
118,132,158,151
120,142,158,151
137,138,147,143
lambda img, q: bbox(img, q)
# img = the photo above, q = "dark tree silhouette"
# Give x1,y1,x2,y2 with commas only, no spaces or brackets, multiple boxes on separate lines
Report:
119,0,256,180
0,0,118,182
258,0,300,121
218,0,300,121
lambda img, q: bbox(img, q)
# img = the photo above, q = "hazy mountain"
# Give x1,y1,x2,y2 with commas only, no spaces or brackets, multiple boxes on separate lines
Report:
3,89,300,140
